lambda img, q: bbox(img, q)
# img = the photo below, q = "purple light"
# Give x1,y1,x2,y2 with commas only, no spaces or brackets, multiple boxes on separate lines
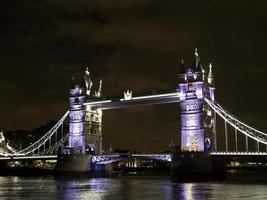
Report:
179,68,205,152
68,85,86,153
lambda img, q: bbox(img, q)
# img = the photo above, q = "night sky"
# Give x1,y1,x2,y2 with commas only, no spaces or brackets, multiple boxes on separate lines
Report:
1,1,267,152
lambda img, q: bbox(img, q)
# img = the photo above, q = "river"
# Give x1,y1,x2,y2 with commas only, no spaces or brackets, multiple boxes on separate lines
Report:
0,175,266,199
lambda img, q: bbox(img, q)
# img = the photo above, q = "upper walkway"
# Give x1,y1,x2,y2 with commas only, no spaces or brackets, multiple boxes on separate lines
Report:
84,89,180,110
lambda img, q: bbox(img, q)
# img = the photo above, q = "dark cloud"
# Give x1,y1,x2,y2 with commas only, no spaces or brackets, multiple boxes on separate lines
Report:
0,0,267,152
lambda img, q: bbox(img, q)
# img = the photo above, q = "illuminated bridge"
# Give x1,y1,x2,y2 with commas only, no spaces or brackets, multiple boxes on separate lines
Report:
1,49,267,173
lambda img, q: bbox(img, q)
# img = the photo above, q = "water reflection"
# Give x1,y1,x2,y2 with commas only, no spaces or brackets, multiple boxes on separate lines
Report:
57,178,121,200
0,176,267,199
167,182,211,200
180,183,194,200
56,177,211,200
56,176,172,200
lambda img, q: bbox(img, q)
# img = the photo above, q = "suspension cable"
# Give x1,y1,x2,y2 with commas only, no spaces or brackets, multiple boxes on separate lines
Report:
205,98,267,145
14,111,69,155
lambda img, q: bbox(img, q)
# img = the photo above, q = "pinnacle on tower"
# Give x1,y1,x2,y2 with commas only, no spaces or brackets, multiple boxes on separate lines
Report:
98,79,102,97
84,67,93,96
194,48,202,72
109,142,113,153
195,48,199,57
208,63,214,85
85,67,90,75
179,58,186,74
95,79,103,98
70,76,76,88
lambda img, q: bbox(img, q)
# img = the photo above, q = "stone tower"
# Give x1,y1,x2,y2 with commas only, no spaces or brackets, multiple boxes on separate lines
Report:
68,78,86,153
178,49,205,151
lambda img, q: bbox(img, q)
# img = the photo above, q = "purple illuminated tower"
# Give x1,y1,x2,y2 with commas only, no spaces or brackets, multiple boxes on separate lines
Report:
178,49,205,151
68,78,86,153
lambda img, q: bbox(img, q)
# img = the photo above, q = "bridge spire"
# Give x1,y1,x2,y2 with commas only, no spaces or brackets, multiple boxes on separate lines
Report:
95,79,102,98
179,58,186,74
109,142,113,153
194,48,202,72
0,130,5,144
70,76,76,88
84,67,93,96
208,63,214,85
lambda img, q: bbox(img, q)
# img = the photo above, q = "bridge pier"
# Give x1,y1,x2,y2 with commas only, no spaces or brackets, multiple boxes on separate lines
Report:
56,71,104,173
55,154,92,173
171,50,225,180
171,147,226,180
55,155,113,174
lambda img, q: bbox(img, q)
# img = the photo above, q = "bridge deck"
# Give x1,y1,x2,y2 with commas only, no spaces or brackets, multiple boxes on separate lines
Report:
0,155,58,161
210,152,267,156
84,91,180,110
1,152,267,161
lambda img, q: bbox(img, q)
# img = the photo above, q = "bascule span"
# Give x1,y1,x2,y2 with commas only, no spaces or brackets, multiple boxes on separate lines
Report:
84,89,180,110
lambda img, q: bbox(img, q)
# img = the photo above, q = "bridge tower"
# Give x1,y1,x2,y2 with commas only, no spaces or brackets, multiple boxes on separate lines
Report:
178,49,205,152
171,49,219,179
84,68,103,155
68,78,86,153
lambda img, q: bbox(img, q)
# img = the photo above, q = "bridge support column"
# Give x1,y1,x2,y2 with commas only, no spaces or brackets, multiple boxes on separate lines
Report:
235,128,238,152
246,136,248,152
224,120,228,152
213,112,217,151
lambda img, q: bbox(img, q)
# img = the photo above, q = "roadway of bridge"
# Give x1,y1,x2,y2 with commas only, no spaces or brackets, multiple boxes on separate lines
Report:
0,155,58,161
84,91,180,110
1,152,267,162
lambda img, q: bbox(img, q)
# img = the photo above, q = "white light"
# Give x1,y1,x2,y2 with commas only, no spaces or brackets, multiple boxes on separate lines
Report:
132,93,178,100
84,100,111,106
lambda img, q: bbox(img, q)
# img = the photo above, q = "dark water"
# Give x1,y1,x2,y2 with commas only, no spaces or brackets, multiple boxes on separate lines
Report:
0,175,266,200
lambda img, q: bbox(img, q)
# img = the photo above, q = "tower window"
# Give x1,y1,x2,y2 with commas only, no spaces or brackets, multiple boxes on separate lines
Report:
74,98,79,103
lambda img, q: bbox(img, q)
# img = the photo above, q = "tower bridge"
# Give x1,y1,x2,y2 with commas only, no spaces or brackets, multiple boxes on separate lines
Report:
1,49,267,175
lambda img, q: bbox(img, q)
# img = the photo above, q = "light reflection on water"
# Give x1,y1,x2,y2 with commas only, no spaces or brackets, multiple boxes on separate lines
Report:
0,176,266,199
